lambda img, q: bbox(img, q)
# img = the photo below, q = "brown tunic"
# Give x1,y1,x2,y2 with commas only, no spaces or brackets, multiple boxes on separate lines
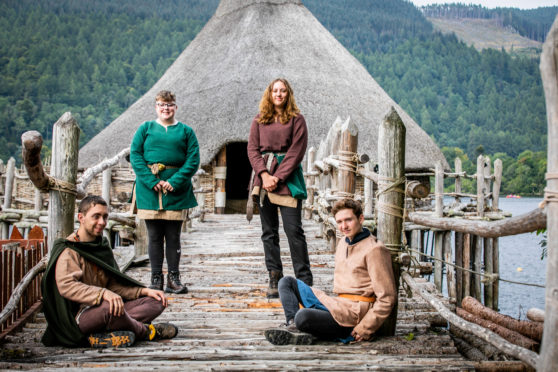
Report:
311,234,396,339
247,114,308,196
55,235,142,315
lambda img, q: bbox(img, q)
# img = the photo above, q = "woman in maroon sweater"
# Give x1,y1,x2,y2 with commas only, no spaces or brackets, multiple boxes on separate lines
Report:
247,78,313,298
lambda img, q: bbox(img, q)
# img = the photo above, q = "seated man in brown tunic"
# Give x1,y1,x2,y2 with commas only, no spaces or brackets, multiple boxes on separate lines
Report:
41,195,178,348
265,198,396,344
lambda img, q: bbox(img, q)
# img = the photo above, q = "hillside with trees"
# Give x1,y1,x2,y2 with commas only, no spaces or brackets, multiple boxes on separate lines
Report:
0,0,552,195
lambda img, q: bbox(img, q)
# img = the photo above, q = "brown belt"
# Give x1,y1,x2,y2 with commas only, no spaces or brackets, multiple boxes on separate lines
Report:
338,293,376,303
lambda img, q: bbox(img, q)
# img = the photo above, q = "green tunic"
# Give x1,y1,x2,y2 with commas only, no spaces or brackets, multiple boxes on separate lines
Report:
130,121,200,211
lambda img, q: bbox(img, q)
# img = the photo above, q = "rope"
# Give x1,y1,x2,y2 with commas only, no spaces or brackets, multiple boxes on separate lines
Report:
337,150,359,173
47,176,77,195
405,247,545,288
539,172,558,208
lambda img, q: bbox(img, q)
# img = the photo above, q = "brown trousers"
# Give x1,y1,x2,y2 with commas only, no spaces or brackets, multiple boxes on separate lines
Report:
78,297,165,340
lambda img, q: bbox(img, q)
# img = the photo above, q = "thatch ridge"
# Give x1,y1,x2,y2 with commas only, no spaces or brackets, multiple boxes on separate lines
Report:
79,0,448,171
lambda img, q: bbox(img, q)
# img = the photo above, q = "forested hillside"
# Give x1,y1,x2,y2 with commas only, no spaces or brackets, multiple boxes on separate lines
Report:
421,3,558,42
0,0,552,195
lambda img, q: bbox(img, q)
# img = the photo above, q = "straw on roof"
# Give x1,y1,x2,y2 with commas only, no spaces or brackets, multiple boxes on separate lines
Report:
79,0,448,170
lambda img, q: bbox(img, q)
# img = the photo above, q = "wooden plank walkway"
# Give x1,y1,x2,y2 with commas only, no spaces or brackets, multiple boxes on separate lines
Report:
0,214,474,370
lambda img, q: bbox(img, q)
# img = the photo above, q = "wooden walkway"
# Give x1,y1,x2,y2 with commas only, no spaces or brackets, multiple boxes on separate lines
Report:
0,214,475,371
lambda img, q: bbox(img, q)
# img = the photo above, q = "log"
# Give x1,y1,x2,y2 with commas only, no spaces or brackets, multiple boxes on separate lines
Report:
407,208,546,238
493,238,500,312
492,159,502,211
305,147,316,219
356,165,379,183
484,238,494,309
401,272,539,369
21,131,50,191
539,13,558,372
435,161,444,217
527,308,545,323
456,308,539,351
48,113,80,250
76,147,130,198
336,117,358,196
214,147,226,214
362,162,374,218
0,256,47,326
376,107,405,336
328,117,343,192
452,336,487,361
477,155,486,217
451,326,506,361
462,296,543,341
454,157,462,203
2,157,16,211
407,180,429,199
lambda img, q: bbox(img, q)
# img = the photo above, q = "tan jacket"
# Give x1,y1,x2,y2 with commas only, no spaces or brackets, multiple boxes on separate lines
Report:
312,234,396,339
55,241,142,314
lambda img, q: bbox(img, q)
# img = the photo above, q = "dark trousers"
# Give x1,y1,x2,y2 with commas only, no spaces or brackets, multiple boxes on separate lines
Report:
145,219,183,273
78,297,165,339
259,197,313,285
278,276,352,340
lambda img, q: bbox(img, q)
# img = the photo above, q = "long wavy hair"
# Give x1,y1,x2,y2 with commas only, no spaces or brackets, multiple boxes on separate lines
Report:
257,78,300,125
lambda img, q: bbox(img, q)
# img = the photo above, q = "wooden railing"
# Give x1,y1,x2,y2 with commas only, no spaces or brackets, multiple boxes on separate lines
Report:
0,225,47,341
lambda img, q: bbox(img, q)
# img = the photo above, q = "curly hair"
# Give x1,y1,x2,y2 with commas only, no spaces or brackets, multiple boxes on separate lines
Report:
257,78,300,125
155,90,176,103
332,198,363,218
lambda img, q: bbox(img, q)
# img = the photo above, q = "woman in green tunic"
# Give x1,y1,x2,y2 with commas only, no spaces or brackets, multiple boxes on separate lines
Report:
130,90,200,294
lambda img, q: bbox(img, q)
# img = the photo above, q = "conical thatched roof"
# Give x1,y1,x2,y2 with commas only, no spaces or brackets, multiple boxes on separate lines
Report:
79,0,447,170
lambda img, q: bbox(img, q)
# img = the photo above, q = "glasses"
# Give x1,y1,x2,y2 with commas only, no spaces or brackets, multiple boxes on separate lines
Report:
156,102,176,108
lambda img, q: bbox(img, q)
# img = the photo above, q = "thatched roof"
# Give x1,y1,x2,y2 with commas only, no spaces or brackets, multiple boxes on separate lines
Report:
79,0,448,170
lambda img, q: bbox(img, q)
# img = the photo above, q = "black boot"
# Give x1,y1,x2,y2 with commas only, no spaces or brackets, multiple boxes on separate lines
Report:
166,271,188,294
266,270,283,299
149,273,164,291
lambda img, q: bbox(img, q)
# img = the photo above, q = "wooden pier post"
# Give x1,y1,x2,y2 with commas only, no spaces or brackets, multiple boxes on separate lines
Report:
363,162,374,218
337,117,358,197
1,158,15,239
435,161,444,218
476,156,485,217
376,107,405,336
445,231,456,302
484,157,492,210
455,232,464,306
455,157,462,203
493,238,499,311
102,163,111,212
473,235,483,302
305,147,316,219
492,159,502,211
33,189,42,212
214,147,226,214
463,233,471,298
329,117,343,193
539,14,558,372
434,231,444,292
48,113,80,250
484,237,494,309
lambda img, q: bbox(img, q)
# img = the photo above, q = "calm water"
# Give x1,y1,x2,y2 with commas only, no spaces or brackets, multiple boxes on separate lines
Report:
436,197,546,318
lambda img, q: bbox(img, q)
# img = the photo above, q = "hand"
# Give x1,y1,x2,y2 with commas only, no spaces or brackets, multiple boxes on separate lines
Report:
141,288,168,307
153,180,174,193
261,172,279,192
351,329,364,342
102,290,124,317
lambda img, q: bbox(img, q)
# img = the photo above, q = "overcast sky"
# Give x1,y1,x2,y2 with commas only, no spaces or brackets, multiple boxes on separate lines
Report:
408,0,558,9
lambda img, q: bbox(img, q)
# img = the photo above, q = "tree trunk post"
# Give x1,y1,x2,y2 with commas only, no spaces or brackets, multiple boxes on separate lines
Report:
484,237,494,309
493,238,499,311
434,231,444,292
435,161,444,218
337,117,358,197
539,14,558,372
455,231,464,306
455,157,462,203
1,157,15,239
305,147,316,219
473,235,483,302
48,113,80,251
492,159,502,211
376,107,405,336
445,231,456,302
363,162,374,219
463,233,471,298
134,216,148,258
484,157,492,210
34,189,42,212
476,155,485,217
329,118,343,193
214,147,227,214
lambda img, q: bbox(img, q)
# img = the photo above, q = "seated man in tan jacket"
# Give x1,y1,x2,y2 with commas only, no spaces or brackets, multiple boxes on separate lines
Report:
265,198,396,344
42,195,177,348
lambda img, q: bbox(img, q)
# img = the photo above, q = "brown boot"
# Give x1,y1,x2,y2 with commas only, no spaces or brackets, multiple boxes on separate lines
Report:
149,273,164,291
266,270,283,299
165,271,188,294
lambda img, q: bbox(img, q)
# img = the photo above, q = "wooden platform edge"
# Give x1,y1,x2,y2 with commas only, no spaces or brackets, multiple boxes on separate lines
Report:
0,301,42,343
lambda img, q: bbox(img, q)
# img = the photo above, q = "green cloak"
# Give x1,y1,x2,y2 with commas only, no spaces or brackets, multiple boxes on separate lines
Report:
41,236,144,347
